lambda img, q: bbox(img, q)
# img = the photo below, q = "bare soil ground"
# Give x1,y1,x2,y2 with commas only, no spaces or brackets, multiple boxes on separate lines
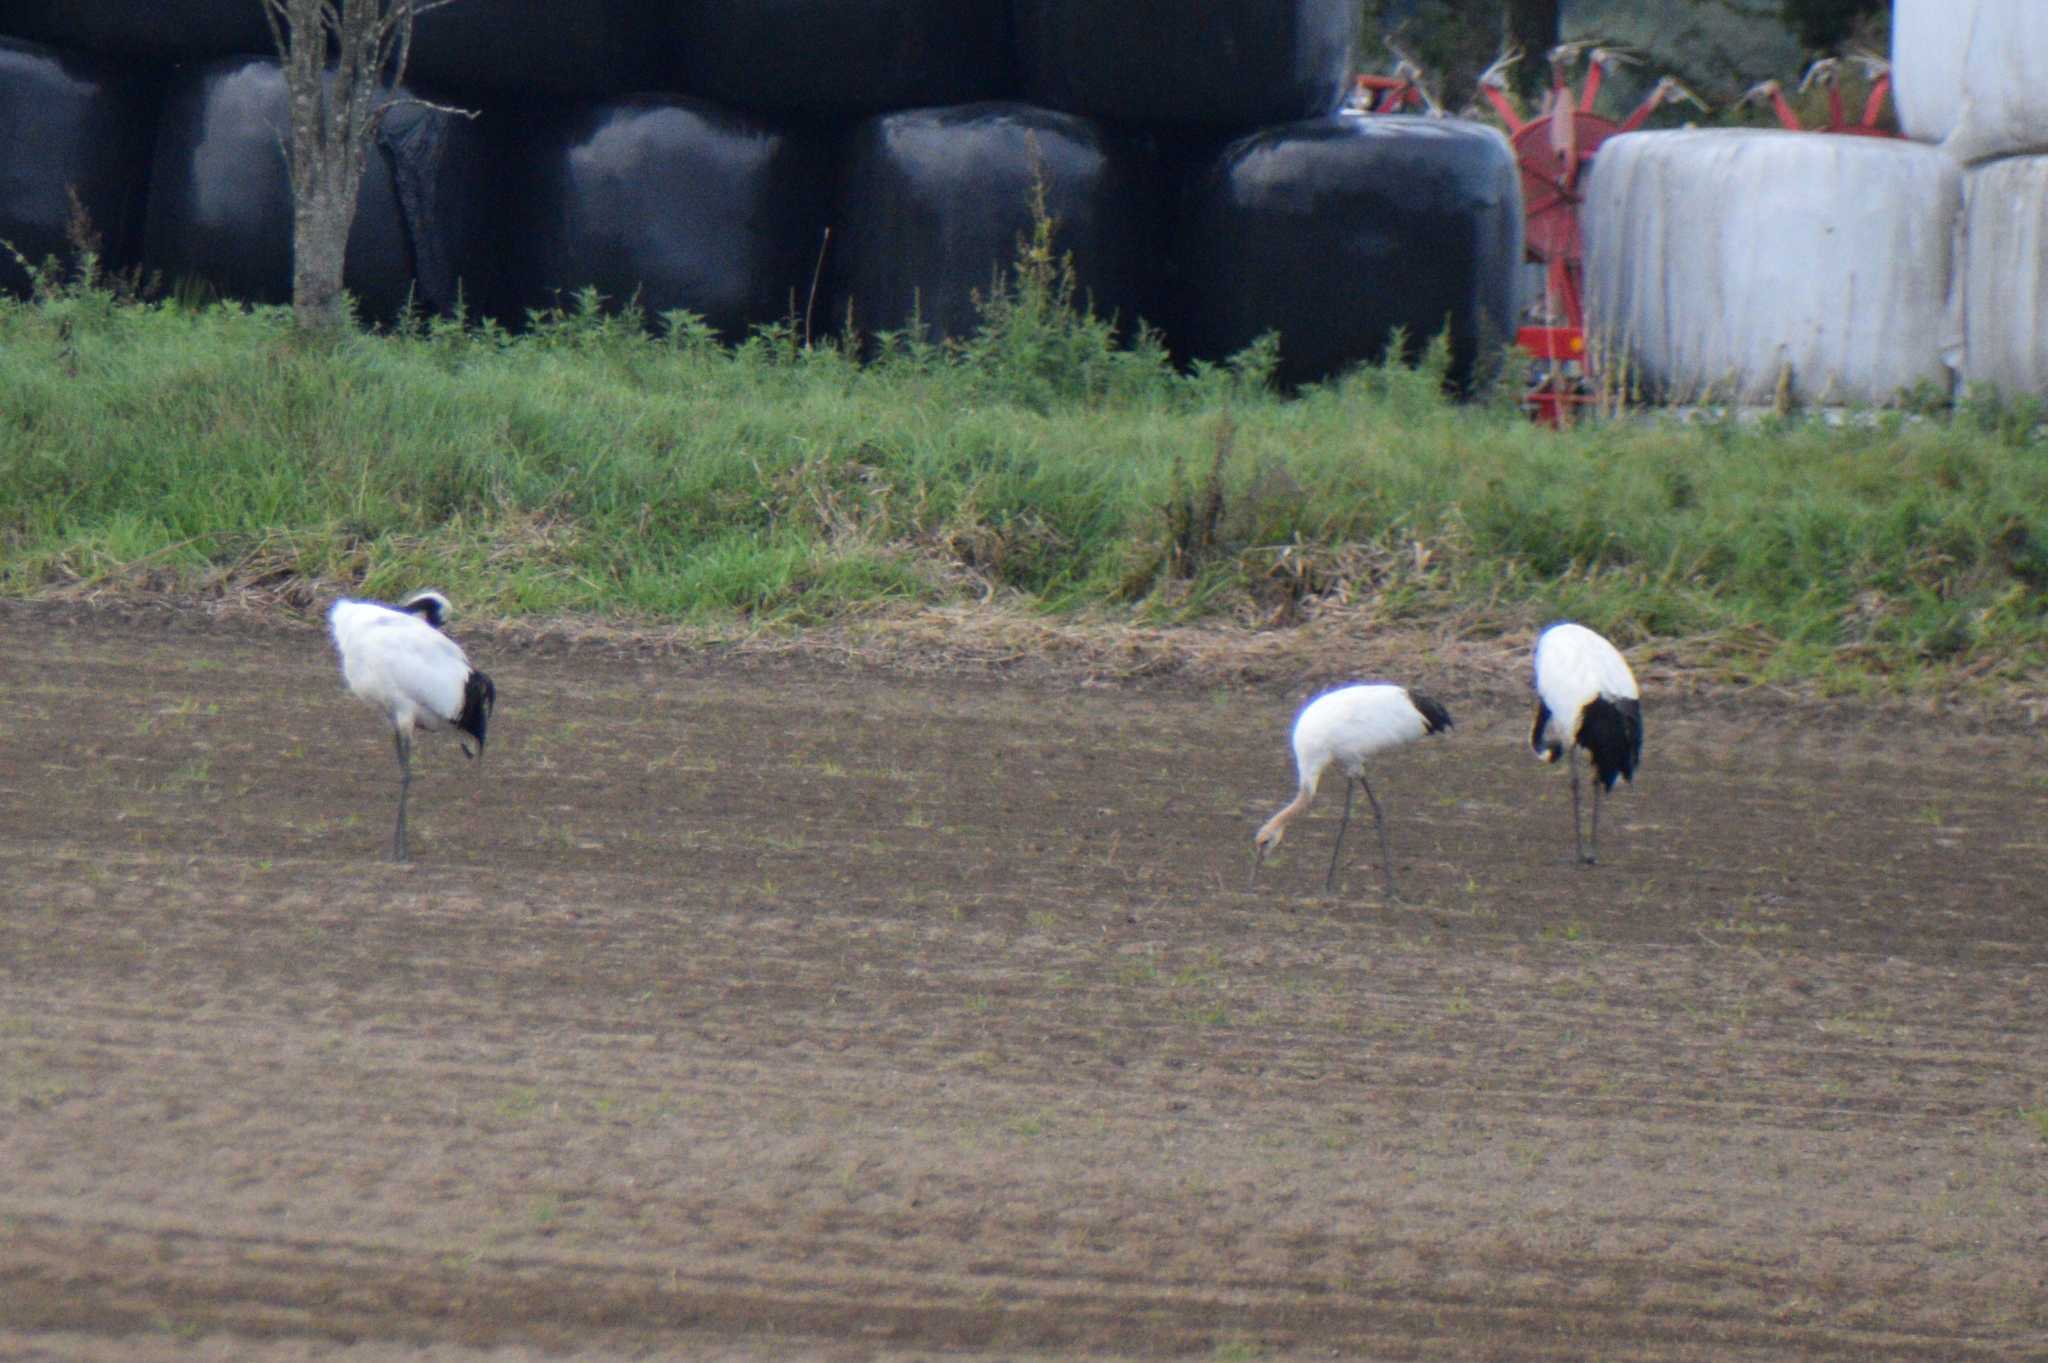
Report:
2,601,2044,1361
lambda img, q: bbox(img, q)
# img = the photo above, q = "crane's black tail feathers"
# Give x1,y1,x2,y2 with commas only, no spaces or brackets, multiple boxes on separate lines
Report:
457,670,495,759
1408,690,1454,735
1580,696,1642,789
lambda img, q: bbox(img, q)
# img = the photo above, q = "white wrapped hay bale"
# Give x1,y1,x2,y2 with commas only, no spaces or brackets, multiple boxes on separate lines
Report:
1584,130,1961,407
1959,155,2048,396
1893,0,2048,164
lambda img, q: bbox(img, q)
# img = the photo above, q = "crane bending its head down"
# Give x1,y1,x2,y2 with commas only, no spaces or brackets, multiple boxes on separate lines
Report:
328,590,495,862
1252,682,1453,899
1531,621,1641,865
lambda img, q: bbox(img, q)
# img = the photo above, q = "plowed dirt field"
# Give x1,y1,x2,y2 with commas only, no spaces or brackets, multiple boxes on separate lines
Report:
2,602,2044,1361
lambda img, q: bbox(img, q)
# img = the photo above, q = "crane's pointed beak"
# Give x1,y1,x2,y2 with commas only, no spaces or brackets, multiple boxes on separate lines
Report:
1248,844,1267,890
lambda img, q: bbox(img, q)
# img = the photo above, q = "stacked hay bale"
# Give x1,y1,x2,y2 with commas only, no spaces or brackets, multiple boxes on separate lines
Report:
0,1,692,322
501,96,831,339
0,36,159,295
1010,0,1521,388
664,0,1125,351
1893,0,2048,397
1586,0,2048,407
140,57,495,323
0,0,635,322
0,0,1525,386
1581,129,1961,406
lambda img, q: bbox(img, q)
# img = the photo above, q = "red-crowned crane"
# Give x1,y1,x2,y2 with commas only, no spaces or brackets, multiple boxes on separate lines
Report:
1252,682,1453,898
327,590,495,863
1531,621,1642,865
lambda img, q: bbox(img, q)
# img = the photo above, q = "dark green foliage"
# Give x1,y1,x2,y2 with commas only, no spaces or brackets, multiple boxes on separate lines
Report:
1358,1,1498,107
1781,0,1885,51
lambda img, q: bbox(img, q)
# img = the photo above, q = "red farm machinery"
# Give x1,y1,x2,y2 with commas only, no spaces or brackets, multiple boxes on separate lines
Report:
1355,43,1897,427
1742,53,1901,139
1475,44,1706,426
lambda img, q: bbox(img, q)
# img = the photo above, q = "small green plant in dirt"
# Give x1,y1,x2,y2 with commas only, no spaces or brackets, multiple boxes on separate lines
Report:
1211,1333,1267,1362
172,755,212,781
1713,895,1792,939
151,1314,207,1343
437,1247,486,1275
495,1087,545,1121
1110,953,1160,988
1170,947,1227,990
2021,1103,2048,1145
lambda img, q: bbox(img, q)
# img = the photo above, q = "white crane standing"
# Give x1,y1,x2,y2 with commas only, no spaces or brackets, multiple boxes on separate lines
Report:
327,590,496,863
1530,621,1641,865
1252,683,1454,898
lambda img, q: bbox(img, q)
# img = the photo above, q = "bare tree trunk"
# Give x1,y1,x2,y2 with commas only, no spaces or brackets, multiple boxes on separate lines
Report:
262,0,429,333
1505,0,1561,100
291,180,354,330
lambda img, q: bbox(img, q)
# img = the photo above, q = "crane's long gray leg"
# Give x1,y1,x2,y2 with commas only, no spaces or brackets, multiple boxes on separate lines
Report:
1589,776,1603,866
392,729,413,864
1324,778,1356,893
1359,774,1399,901
1569,751,1586,866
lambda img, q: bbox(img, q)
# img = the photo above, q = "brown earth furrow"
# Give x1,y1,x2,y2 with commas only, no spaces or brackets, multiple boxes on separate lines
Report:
7,1006,2041,1136
3,606,2044,1359
10,1006,2039,1134
4,1212,2037,1362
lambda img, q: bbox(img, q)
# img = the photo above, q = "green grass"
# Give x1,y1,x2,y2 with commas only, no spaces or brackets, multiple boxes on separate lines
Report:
2,253,2045,699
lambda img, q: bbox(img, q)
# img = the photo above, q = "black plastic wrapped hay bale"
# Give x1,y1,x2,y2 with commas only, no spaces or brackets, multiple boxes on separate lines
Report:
830,102,1154,347
376,94,509,321
673,0,1012,117
0,0,269,62
407,0,668,99
1175,116,1523,390
140,57,497,323
504,95,831,339
1014,0,1356,128
0,36,161,295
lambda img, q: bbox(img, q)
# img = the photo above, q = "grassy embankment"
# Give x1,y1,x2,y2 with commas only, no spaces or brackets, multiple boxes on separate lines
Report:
1,246,2045,700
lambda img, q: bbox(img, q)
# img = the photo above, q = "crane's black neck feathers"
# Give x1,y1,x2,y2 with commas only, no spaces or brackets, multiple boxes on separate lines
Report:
1408,690,1453,735
398,592,449,630
1579,696,1643,789
457,670,495,758
1531,699,1562,760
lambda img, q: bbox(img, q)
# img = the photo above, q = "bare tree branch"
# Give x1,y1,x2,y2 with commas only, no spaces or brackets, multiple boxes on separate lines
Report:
266,0,464,331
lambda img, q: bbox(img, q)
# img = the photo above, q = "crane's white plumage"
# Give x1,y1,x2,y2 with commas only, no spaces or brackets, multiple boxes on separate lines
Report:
1530,621,1642,865
328,590,495,862
331,601,473,741
1252,682,1453,897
